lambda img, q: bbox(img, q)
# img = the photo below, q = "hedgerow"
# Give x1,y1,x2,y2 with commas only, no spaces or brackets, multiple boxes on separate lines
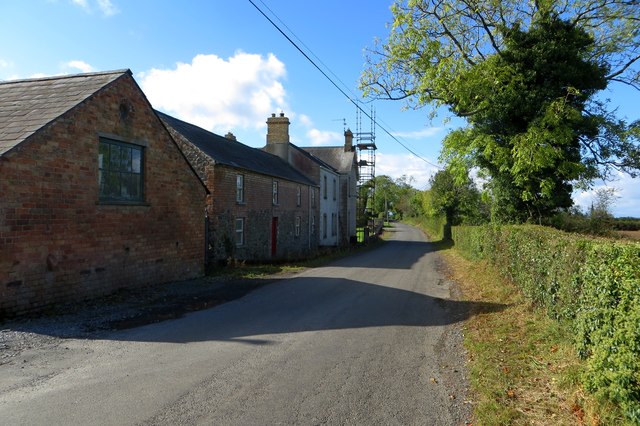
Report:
451,224,640,421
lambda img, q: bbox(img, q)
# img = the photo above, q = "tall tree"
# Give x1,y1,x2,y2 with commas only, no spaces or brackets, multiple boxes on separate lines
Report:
361,0,640,221
426,168,487,228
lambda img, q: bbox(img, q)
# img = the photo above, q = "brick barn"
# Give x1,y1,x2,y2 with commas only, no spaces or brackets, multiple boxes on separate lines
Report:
0,70,208,317
158,112,318,264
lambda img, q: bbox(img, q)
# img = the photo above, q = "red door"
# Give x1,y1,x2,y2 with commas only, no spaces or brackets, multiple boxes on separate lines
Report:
271,217,278,257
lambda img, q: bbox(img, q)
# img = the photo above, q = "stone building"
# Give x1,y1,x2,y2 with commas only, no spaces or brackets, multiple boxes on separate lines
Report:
0,70,208,317
263,113,358,246
159,112,318,264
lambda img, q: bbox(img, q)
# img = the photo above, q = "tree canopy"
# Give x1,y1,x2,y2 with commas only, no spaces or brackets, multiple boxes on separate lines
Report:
361,0,640,221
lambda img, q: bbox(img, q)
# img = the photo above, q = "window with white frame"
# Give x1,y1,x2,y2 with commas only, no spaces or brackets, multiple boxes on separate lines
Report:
235,218,245,246
311,188,316,207
272,180,278,205
236,174,244,203
295,216,301,237
296,186,301,207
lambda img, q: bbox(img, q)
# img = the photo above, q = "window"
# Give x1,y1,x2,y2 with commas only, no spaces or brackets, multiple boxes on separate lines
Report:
332,213,337,236
323,213,327,238
235,218,244,246
333,178,337,201
236,174,244,203
295,216,301,237
272,180,279,205
296,186,301,207
98,138,144,202
323,176,327,199
311,215,316,235
311,188,316,208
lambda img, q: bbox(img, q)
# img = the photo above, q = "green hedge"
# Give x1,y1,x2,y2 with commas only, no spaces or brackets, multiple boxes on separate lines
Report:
452,225,640,421
405,215,447,241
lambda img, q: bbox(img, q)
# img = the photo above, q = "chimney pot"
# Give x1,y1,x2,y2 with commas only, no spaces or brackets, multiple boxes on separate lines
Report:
225,132,236,141
344,128,354,152
265,112,291,163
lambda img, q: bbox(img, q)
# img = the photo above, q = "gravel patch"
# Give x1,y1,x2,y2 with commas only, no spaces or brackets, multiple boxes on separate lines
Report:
0,274,281,366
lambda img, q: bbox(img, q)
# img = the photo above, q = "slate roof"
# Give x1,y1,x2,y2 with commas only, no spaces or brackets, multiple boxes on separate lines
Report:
157,111,316,187
0,69,129,156
301,146,357,175
290,144,338,173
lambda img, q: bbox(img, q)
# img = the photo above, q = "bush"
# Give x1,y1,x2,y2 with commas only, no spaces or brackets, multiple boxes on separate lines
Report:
406,215,447,241
452,224,640,420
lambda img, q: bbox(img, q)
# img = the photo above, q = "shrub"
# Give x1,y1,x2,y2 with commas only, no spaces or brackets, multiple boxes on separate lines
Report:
452,225,640,420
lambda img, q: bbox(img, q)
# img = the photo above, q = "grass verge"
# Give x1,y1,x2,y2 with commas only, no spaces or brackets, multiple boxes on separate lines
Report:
423,236,628,425
209,237,385,280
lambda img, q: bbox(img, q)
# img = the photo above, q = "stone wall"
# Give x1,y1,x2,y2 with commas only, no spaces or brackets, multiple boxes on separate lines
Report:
208,165,316,263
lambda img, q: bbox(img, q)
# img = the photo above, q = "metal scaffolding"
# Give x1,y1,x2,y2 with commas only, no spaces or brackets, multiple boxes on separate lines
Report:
355,105,377,228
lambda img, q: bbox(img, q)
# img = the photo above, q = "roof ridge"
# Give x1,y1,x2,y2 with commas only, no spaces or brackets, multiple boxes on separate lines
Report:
0,69,131,85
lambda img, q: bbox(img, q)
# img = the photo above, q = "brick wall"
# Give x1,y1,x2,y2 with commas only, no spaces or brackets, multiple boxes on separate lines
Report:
0,74,206,317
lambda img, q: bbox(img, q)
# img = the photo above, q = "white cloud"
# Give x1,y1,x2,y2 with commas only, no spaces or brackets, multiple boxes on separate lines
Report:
71,0,89,10
306,128,342,146
71,0,118,16
574,172,640,218
97,0,118,16
0,59,13,69
391,127,445,139
139,52,288,136
64,60,95,73
376,153,441,189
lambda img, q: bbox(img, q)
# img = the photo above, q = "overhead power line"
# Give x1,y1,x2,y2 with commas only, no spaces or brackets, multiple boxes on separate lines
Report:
248,0,441,170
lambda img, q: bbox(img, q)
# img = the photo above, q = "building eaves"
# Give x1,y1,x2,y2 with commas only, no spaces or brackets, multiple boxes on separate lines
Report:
157,111,316,187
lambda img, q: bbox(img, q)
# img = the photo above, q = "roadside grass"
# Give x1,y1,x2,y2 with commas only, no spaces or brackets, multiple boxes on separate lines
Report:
209,237,385,281
431,239,621,425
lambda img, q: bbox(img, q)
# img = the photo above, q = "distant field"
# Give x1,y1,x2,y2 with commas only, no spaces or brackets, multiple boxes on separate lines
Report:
618,230,640,240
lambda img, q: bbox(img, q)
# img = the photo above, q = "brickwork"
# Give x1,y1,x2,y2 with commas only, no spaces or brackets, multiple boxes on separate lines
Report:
0,74,207,317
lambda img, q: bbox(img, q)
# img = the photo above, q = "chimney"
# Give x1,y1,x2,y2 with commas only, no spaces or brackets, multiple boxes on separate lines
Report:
344,128,354,152
265,112,290,162
225,132,237,141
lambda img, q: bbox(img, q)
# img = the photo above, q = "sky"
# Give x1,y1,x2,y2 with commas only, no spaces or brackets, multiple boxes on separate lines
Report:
1,0,638,217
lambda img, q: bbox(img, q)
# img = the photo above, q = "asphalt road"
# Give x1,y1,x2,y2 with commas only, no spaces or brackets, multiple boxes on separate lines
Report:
0,223,477,425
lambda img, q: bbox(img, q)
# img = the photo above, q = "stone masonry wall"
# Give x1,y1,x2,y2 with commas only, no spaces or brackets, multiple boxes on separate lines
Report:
209,165,316,263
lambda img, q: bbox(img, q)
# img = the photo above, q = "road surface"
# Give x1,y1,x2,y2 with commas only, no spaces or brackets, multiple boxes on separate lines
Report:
0,223,476,425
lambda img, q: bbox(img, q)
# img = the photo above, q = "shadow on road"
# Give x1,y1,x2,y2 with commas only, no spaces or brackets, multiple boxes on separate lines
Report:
9,277,506,344
330,239,452,270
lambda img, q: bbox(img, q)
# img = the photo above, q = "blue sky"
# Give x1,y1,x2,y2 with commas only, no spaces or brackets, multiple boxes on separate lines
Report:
1,0,637,217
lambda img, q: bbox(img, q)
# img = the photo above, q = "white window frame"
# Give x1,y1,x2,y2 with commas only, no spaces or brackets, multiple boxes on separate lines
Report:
295,216,301,237
235,217,245,246
236,174,244,203
272,180,279,205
